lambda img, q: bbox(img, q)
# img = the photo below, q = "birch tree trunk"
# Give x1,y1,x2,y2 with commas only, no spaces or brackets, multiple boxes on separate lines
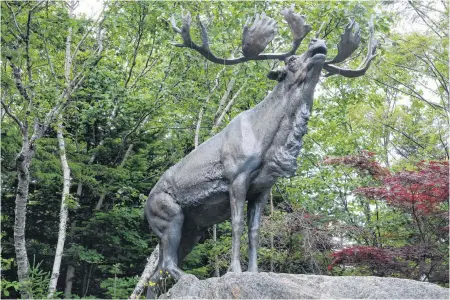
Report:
4,1,105,298
47,2,77,294
129,245,159,299
269,190,274,272
64,189,81,297
212,84,246,133
14,134,33,298
48,114,72,298
213,224,220,277
194,67,225,148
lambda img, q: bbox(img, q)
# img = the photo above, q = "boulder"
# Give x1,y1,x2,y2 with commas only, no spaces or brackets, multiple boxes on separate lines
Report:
160,272,449,299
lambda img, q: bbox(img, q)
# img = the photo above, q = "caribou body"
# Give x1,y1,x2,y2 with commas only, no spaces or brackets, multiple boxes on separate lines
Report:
144,5,377,295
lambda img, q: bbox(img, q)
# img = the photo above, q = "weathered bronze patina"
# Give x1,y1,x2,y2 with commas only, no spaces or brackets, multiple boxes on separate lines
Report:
145,5,377,295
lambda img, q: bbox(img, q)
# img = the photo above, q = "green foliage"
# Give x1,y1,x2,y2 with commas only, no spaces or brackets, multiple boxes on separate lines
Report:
27,259,63,299
1,0,447,298
100,276,138,299
0,256,20,297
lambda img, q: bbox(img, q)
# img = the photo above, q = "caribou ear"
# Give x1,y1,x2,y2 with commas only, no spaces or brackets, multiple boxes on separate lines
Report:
267,67,287,82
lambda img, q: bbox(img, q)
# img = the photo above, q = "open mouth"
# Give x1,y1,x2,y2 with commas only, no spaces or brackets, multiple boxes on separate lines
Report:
311,45,327,57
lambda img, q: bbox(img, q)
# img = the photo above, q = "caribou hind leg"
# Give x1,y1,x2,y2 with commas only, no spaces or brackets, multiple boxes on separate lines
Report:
146,192,185,280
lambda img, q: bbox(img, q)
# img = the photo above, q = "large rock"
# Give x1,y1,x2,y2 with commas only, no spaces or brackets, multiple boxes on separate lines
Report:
160,272,449,299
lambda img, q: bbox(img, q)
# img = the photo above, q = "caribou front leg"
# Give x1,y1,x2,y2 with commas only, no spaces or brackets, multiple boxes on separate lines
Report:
228,173,250,273
247,189,270,272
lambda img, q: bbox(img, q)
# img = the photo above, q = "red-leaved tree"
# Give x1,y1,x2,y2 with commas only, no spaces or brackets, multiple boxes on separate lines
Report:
324,152,449,284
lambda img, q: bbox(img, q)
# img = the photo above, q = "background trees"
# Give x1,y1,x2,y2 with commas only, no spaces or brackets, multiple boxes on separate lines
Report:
1,0,447,298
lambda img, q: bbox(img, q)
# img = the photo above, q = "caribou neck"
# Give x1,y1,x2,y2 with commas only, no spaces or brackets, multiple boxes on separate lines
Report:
251,80,315,141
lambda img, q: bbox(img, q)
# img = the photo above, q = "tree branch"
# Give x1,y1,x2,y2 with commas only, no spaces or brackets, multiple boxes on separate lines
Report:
408,0,444,38
370,75,446,111
5,2,24,39
71,6,106,62
212,82,246,131
1,99,25,133
128,34,157,90
421,52,448,95
438,130,449,160
124,6,147,88
195,67,225,147
7,59,32,105
25,8,34,90
214,76,236,124
43,38,58,83
382,122,426,150
384,72,446,110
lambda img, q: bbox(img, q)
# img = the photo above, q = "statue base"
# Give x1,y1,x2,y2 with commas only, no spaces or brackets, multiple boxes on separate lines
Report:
160,272,448,299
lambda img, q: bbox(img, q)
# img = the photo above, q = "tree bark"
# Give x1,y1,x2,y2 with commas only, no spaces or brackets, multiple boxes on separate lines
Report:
48,115,71,298
213,224,220,277
7,1,105,298
212,84,246,132
14,135,33,298
64,265,75,298
269,190,274,272
129,245,159,299
213,77,235,125
94,193,106,211
194,67,224,148
47,1,77,295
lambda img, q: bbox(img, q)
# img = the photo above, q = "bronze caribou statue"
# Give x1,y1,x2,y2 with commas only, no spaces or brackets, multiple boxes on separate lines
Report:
144,5,377,295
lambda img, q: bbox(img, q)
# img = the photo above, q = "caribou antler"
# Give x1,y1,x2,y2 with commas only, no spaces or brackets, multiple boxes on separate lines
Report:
323,16,378,78
170,6,311,65
280,4,312,57
242,12,277,58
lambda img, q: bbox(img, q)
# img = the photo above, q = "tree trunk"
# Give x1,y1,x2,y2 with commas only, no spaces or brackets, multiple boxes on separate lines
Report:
94,193,106,211
129,245,159,299
213,224,220,277
64,265,75,298
14,136,33,299
83,264,94,297
76,182,83,198
194,68,224,148
269,190,274,272
212,84,246,133
64,189,81,298
8,1,103,297
48,115,71,298
48,3,75,294
82,265,87,297
213,78,235,124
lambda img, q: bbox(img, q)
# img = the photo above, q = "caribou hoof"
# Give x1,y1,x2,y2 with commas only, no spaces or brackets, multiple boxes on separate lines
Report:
247,266,258,272
228,262,242,273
